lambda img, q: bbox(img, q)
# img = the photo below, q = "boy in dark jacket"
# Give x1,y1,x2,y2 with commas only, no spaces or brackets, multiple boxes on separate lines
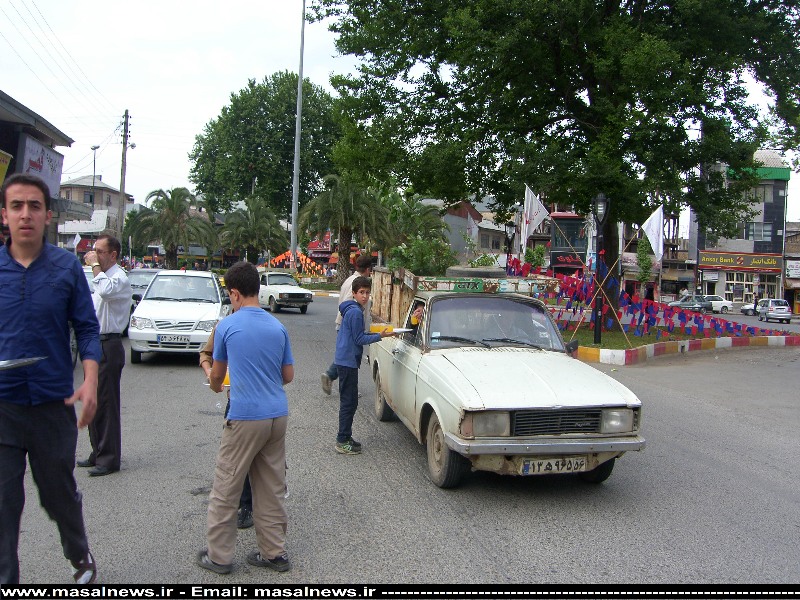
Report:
333,276,395,454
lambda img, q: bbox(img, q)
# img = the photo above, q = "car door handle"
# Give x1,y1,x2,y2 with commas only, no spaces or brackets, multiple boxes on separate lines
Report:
391,348,401,355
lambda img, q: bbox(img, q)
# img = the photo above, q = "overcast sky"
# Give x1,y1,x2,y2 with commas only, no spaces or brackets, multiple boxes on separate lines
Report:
2,0,797,223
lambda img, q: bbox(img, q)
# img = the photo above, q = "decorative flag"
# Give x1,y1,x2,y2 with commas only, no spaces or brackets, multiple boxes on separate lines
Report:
72,233,81,248
521,185,549,254
641,205,664,262
466,212,479,243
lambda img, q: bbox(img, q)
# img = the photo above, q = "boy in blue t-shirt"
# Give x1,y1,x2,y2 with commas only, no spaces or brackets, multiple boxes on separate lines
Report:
333,276,395,454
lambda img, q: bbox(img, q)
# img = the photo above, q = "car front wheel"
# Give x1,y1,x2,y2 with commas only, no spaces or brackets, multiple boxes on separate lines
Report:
579,458,615,483
721,306,728,314
300,305,308,314
131,348,142,364
426,412,469,488
374,371,395,422
269,297,280,312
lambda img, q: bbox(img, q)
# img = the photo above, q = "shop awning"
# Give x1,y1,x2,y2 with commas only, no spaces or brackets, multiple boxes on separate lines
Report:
784,278,800,289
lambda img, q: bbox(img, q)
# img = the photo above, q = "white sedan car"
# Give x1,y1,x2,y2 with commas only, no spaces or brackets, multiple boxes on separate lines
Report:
128,270,231,363
369,291,645,488
258,271,313,314
703,294,733,314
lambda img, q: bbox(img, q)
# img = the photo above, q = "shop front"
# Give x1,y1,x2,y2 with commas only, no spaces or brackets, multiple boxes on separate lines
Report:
698,251,783,305
785,259,800,314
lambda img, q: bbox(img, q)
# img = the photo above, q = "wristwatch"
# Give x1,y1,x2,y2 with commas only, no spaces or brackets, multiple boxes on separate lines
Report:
89,263,100,268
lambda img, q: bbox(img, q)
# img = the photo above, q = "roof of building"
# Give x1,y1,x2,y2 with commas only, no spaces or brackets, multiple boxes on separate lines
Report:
61,175,120,192
0,90,73,147
754,149,789,168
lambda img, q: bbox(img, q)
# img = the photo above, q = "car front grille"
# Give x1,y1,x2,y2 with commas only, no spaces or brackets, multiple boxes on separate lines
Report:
284,293,309,300
154,320,195,331
512,409,603,435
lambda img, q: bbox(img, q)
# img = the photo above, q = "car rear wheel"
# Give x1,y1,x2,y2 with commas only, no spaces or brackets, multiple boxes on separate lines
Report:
579,457,615,483
269,297,280,312
699,307,707,314
426,412,469,488
131,348,142,364
721,306,728,314
300,305,308,314
374,371,395,422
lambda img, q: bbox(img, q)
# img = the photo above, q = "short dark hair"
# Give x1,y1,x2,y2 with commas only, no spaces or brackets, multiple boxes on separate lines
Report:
224,261,260,297
96,234,121,258
1,173,52,210
352,275,372,294
355,255,373,273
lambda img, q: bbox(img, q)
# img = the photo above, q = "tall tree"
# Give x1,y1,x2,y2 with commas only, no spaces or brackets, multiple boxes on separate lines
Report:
376,186,449,249
299,174,390,282
310,0,800,279
219,197,288,264
189,71,341,217
126,188,216,269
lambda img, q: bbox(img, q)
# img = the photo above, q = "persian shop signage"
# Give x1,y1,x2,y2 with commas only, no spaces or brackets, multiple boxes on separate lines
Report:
550,251,585,268
699,251,782,272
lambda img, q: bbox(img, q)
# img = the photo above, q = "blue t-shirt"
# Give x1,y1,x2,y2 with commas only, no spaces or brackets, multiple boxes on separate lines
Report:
213,306,294,420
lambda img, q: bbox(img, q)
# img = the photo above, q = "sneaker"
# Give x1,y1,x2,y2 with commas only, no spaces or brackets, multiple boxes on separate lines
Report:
71,551,97,584
247,550,291,572
335,440,362,455
348,438,362,450
237,507,254,529
320,373,332,396
196,550,232,575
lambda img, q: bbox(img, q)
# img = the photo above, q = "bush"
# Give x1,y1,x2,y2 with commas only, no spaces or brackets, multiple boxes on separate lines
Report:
469,254,498,267
387,236,458,276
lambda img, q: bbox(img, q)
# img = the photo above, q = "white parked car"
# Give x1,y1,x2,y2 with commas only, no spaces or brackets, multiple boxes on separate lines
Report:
369,291,645,488
128,270,231,363
756,298,792,324
258,271,313,314
703,294,733,314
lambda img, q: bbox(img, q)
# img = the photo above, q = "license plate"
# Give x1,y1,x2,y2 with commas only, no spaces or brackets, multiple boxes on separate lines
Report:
157,334,190,344
520,456,587,475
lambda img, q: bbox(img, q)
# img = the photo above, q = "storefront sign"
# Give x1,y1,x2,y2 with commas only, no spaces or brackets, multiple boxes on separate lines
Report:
786,260,800,278
620,252,662,274
550,251,585,269
699,251,782,272
15,134,63,198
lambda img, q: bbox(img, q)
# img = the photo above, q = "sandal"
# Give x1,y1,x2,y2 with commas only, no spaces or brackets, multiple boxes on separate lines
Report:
71,551,97,584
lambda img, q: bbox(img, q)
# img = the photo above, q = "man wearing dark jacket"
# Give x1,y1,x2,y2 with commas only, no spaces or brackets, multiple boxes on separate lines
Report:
333,276,395,455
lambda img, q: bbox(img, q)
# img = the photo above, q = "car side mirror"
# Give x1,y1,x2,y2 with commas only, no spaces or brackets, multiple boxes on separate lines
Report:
222,297,231,305
565,339,579,356
132,294,142,302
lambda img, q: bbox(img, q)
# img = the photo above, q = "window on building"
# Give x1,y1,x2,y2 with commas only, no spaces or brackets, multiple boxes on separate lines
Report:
64,190,71,200
753,184,773,204
83,191,93,204
480,234,489,250
491,236,501,251
746,222,772,241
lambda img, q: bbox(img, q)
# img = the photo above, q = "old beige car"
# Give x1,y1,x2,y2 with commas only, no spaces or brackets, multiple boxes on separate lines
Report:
369,291,645,488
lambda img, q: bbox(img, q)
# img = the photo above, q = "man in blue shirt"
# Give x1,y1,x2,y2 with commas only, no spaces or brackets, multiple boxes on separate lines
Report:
0,173,102,584
197,261,295,575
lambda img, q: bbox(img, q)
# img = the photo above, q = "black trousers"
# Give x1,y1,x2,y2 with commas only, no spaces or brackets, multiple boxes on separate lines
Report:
88,338,124,470
0,402,90,584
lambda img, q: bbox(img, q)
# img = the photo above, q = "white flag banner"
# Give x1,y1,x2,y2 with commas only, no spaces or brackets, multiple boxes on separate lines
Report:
642,205,664,262
466,212,479,243
72,233,81,248
521,185,549,254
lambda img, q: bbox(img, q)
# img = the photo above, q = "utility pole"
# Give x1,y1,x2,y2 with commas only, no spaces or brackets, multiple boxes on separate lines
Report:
118,109,131,239
290,0,306,270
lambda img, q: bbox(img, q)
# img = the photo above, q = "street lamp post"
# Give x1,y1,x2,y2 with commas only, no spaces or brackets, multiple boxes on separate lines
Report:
91,145,100,208
504,221,516,275
592,193,609,345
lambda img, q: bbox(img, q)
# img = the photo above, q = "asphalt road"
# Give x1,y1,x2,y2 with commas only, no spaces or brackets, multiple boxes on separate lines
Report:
16,295,800,584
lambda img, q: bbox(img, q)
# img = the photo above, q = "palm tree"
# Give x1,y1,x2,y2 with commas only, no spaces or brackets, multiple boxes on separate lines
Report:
220,197,288,264
126,187,216,269
299,174,390,283
376,187,449,248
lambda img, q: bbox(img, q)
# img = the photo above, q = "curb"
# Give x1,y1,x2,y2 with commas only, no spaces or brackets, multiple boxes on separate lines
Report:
574,335,800,365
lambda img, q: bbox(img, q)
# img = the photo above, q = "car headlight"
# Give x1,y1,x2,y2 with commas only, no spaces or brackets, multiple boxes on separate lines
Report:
305,293,312,299
130,316,153,330
461,411,511,437
196,319,218,332
600,409,634,433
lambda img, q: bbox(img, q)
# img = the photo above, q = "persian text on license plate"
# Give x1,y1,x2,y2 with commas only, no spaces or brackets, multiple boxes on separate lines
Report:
520,456,587,475
158,334,190,344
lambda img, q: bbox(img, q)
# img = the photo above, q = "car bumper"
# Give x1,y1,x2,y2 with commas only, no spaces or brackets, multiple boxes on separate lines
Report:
444,432,646,456
277,299,312,308
129,331,210,353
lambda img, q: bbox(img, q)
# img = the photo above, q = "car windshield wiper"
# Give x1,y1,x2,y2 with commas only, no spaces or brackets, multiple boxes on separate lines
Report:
482,337,543,350
146,296,180,301
181,297,215,303
433,335,490,348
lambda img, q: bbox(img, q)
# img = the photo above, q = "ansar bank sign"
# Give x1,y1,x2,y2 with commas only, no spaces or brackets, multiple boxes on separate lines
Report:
699,251,782,272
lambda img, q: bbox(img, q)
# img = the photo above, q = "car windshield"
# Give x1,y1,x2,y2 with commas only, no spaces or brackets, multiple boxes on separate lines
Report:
128,271,157,289
267,274,298,286
144,275,219,303
426,296,565,351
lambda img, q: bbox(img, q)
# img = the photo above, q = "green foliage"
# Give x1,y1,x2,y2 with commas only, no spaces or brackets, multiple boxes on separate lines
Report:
636,235,653,288
121,211,147,258
311,0,800,280
526,245,547,270
219,197,288,263
386,235,457,276
125,188,216,269
189,71,340,217
469,253,498,268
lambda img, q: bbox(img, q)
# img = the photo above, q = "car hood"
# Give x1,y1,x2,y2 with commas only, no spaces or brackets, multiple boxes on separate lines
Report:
263,284,313,294
132,300,221,321
424,347,641,410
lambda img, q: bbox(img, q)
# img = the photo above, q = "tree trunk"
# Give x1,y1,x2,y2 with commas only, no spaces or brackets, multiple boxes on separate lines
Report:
335,226,353,285
166,248,178,269
600,219,620,331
